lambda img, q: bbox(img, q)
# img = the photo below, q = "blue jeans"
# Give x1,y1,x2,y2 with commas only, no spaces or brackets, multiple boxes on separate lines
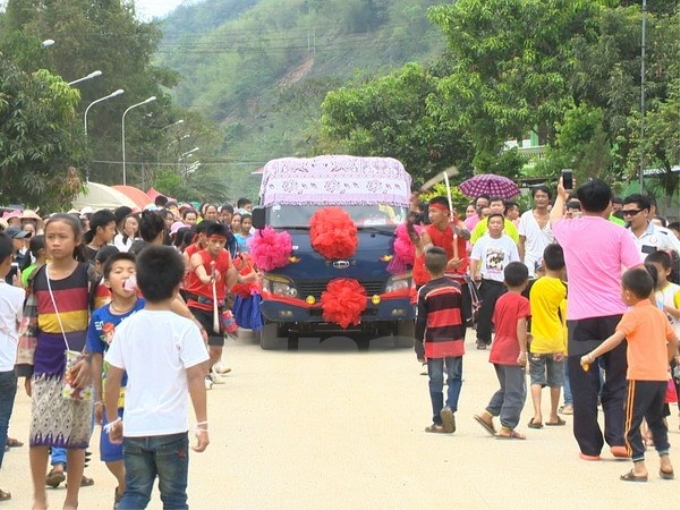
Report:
0,371,18,469
563,361,573,406
119,432,189,510
427,356,463,424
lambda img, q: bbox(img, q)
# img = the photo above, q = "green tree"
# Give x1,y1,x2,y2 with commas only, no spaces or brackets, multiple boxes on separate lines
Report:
2,0,180,186
0,58,85,210
320,62,474,185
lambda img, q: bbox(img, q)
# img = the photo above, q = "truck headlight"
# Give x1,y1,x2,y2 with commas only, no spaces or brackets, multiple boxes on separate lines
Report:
263,275,298,298
385,275,412,293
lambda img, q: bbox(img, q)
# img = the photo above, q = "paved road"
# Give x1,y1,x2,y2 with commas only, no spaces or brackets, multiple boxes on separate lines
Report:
5,330,680,509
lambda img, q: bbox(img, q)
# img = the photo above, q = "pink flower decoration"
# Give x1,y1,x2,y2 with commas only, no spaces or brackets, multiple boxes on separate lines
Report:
248,227,293,271
387,222,423,274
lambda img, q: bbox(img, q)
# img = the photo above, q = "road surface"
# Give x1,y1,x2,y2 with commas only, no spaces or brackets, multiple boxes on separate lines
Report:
4,330,679,509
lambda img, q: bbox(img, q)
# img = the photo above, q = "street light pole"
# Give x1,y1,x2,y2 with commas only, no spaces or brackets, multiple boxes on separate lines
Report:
122,96,157,186
638,0,647,194
68,70,102,87
84,89,124,139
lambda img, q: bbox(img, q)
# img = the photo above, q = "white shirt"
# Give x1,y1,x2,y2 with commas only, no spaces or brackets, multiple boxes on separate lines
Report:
113,234,134,253
628,222,680,259
0,281,25,372
656,282,680,337
105,310,209,437
471,235,520,282
518,209,554,277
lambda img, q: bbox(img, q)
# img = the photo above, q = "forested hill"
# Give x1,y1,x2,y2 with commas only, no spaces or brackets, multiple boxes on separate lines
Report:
157,0,446,187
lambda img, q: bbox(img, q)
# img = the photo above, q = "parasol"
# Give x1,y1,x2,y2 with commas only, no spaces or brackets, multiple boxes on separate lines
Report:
459,174,520,199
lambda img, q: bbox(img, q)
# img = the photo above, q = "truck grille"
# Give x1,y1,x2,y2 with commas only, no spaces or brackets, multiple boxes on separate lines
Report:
297,279,385,299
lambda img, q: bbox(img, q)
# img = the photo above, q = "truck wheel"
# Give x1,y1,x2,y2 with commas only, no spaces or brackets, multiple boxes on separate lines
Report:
395,320,415,348
258,322,280,350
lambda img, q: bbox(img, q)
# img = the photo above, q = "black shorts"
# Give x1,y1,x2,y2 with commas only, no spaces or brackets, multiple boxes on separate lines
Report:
190,307,224,347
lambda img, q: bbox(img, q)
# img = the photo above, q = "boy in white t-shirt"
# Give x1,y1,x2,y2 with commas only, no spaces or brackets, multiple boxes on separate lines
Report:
0,233,25,502
104,246,209,510
470,213,520,349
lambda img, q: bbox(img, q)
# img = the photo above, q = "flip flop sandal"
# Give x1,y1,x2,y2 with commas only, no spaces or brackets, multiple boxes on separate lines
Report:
473,414,496,436
660,469,675,480
545,417,566,426
620,470,647,482
45,469,66,488
0,489,11,501
528,419,543,429
424,424,444,433
6,438,23,448
496,430,526,440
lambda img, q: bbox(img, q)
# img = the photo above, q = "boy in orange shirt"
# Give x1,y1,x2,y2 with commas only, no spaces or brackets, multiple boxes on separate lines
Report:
581,268,680,481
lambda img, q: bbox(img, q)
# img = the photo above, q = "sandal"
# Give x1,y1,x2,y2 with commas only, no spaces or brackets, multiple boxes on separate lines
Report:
473,414,496,436
660,468,675,480
45,468,66,488
528,419,543,429
496,429,526,440
5,438,23,448
620,470,647,482
0,489,10,501
545,417,566,426
424,424,444,433
80,475,94,487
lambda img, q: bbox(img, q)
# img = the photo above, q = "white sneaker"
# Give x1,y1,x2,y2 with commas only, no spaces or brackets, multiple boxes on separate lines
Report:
204,375,213,390
213,362,232,375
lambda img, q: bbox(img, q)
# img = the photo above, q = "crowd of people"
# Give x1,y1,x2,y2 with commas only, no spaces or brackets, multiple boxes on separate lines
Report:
411,179,680,482
0,195,260,509
2,178,680,509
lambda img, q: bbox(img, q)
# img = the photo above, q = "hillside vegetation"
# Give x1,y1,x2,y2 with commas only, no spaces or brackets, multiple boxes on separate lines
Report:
157,0,446,196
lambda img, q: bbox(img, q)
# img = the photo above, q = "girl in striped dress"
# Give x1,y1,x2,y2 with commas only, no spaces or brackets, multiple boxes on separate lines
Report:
26,214,92,510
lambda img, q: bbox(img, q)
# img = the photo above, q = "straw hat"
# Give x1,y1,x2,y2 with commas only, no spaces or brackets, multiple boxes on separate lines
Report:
20,209,42,222
0,218,8,231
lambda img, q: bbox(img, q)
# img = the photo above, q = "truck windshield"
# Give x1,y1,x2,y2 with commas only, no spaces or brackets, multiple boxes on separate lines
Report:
267,204,407,229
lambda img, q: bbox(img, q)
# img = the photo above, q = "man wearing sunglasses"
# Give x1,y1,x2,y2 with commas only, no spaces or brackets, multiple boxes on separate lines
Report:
622,194,680,259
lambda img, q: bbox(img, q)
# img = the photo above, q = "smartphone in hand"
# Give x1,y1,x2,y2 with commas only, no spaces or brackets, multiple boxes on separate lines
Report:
561,169,573,190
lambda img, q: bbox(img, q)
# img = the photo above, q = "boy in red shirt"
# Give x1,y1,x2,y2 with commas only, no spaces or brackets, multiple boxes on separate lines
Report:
474,262,530,439
185,222,238,389
581,268,680,480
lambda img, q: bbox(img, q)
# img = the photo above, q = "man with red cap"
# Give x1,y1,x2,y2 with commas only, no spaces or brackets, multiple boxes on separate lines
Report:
411,196,471,363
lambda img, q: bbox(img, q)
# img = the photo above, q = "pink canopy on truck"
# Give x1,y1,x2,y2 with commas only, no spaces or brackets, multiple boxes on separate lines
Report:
259,155,411,207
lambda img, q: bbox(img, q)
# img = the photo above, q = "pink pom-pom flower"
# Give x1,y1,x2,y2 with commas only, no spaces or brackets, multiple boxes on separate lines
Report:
387,222,424,274
248,227,293,271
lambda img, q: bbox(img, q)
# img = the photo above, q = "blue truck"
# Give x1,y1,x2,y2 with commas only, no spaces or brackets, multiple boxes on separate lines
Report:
251,155,415,349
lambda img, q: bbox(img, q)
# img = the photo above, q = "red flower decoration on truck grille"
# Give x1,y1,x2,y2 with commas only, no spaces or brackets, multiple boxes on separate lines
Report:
320,278,367,328
309,206,358,260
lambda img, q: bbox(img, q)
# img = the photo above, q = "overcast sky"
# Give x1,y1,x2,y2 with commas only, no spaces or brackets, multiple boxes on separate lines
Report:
135,0,189,20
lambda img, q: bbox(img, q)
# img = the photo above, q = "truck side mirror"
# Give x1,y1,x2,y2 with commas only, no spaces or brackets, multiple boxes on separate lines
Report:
252,206,266,230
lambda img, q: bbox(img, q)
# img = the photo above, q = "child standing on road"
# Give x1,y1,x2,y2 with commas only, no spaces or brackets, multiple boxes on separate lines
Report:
528,244,568,428
580,268,680,481
87,252,145,508
474,262,530,440
0,233,26,502
104,246,209,509
415,247,466,434
20,214,93,510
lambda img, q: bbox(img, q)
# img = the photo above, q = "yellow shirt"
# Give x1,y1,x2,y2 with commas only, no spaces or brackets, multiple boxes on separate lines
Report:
471,218,519,243
529,276,567,354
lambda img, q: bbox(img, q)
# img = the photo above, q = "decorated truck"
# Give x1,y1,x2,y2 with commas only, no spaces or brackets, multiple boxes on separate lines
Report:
250,155,416,349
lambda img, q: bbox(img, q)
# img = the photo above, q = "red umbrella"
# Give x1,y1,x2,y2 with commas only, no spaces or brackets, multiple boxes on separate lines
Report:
459,174,520,199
